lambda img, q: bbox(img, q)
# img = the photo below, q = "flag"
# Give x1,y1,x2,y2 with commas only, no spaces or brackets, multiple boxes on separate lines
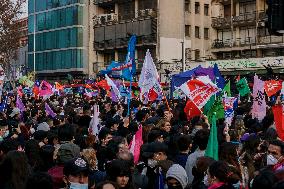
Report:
264,80,282,97
16,96,25,112
207,99,224,121
89,105,100,137
184,99,201,120
138,50,161,101
272,105,284,141
0,95,7,112
223,97,237,127
205,113,218,160
236,78,250,97
193,67,215,81
213,64,225,92
39,81,53,97
33,80,40,99
17,86,23,97
223,81,231,97
281,82,284,112
129,125,143,164
252,75,266,121
97,79,110,90
179,76,220,109
122,35,137,80
63,87,73,95
55,82,64,90
105,74,121,102
45,103,56,118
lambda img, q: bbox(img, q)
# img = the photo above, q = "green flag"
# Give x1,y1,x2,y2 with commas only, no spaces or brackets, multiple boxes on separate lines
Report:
223,81,231,97
236,78,250,97
203,96,215,115
205,113,218,160
207,98,224,122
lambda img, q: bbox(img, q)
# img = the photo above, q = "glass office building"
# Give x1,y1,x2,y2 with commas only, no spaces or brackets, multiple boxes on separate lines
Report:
28,0,87,77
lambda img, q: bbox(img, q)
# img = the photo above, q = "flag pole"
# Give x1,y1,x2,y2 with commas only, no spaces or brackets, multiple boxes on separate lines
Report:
127,76,132,116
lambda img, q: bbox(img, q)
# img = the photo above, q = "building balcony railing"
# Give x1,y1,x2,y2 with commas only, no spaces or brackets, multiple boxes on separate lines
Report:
232,12,256,26
94,34,157,50
93,9,157,26
212,17,231,29
212,37,257,49
94,0,132,6
258,36,284,45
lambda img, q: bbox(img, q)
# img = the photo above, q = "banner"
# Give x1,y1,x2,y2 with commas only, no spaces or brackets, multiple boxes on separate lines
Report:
179,76,220,109
252,75,266,121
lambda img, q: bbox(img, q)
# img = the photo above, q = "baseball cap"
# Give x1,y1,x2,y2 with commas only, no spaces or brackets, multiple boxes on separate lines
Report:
63,157,89,176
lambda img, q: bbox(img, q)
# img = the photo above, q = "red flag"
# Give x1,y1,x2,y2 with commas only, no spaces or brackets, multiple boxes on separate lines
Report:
97,80,110,90
184,100,201,120
148,88,158,101
17,86,23,98
264,80,282,97
272,105,284,140
180,76,220,109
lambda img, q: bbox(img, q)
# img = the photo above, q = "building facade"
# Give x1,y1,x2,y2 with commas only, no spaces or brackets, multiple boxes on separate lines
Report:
27,0,95,79
210,0,284,66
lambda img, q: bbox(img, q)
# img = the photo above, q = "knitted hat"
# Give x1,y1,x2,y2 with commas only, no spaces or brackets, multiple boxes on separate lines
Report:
166,164,188,189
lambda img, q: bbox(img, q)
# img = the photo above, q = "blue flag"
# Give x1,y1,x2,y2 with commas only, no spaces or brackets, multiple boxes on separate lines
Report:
122,35,137,80
213,64,225,95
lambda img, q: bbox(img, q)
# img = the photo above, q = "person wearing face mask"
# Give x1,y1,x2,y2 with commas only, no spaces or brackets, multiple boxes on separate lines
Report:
203,161,238,189
166,164,189,189
63,157,89,189
266,140,284,180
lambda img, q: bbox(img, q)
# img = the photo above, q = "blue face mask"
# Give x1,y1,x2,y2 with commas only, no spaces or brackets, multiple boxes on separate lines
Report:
69,182,88,189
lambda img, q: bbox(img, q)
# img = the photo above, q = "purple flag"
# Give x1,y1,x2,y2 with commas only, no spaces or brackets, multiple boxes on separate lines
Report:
16,96,25,112
45,103,56,118
193,67,215,81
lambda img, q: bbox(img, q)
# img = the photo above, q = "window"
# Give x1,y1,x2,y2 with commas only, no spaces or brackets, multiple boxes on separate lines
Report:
185,48,191,60
195,2,200,14
195,26,200,38
185,25,190,37
195,49,200,60
204,28,209,39
204,4,209,16
185,0,190,12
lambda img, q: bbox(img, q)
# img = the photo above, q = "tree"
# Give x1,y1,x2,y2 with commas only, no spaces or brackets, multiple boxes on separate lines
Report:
0,0,26,76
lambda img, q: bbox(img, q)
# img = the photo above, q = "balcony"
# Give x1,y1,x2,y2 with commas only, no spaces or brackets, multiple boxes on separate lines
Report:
258,36,284,49
94,18,157,51
93,13,118,26
232,12,256,27
212,17,231,29
211,37,257,51
94,0,132,6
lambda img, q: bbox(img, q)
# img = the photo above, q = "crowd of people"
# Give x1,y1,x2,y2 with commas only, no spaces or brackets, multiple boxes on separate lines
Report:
0,82,284,189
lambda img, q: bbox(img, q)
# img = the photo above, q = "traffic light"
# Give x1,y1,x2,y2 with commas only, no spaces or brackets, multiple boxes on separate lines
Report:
266,0,284,36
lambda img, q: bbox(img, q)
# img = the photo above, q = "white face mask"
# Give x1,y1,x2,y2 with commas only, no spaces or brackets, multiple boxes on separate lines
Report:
267,154,278,165
69,182,88,189
203,174,210,186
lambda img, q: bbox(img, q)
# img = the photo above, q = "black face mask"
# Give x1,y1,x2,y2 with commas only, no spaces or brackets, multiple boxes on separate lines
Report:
168,185,183,189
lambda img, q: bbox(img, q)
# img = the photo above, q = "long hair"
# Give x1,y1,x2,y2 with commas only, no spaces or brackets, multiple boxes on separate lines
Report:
0,150,31,189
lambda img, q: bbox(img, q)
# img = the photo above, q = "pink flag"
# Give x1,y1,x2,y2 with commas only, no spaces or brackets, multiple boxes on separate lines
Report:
129,125,143,164
39,81,53,97
252,75,266,121
179,76,220,109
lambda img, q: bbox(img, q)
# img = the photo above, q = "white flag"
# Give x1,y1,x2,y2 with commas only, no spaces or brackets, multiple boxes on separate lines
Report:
138,49,161,96
252,75,266,121
105,74,121,100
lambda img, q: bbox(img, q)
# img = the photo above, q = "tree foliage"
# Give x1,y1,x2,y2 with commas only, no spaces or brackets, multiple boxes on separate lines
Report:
0,0,26,71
